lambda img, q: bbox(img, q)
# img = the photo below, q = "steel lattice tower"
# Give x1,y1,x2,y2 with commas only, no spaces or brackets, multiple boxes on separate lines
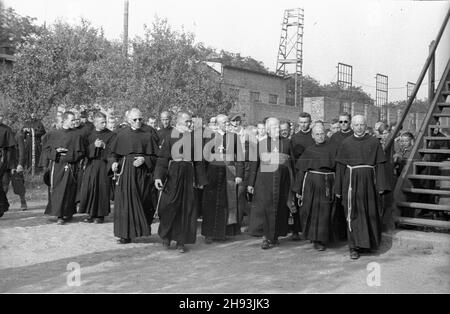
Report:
276,8,304,107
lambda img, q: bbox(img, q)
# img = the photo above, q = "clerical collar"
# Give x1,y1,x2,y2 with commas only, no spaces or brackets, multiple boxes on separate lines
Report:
354,133,366,138
341,129,352,134
301,129,311,134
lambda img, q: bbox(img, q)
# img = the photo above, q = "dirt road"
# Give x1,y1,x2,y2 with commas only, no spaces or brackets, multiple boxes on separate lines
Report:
1,198,449,293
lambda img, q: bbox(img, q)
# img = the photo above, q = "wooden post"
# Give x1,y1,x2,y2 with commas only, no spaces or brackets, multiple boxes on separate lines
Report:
123,0,129,57
429,40,436,104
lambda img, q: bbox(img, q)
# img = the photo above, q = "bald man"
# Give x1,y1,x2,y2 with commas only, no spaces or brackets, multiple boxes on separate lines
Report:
154,112,207,253
157,111,173,149
335,115,391,259
202,114,245,243
109,108,158,244
292,124,337,251
248,117,294,249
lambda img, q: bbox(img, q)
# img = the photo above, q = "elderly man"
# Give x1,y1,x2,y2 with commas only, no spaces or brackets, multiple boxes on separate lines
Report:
293,124,337,251
202,114,245,243
248,117,294,249
154,112,207,253
109,108,158,244
43,111,85,224
147,116,158,130
79,112,116,223
280,121,291,139
335,115,391,259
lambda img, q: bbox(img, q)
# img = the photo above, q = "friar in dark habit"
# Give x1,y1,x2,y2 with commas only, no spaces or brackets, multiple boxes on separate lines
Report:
156,111,174,149
109,108,158,244
22,113,46,172
289,112,315,240
3,127,27,211
201,114,245,243
78,112,116,224
292,123,337,251
0,114,17,218
154,112,207,253
335,115,391,260
248,117,295,249
43,111,85,224
328,112,354,240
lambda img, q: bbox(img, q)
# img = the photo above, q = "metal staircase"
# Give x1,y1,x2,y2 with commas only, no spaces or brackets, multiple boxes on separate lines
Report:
388,9,450,230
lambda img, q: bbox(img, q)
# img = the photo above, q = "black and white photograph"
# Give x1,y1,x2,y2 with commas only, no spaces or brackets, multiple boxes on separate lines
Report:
0,0,449,297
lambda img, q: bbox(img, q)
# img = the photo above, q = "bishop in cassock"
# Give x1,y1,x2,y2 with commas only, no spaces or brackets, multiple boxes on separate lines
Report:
248,117,295,249
154,112,207,253
110,108,158,244
79,112,116,223
292,124,337,251
335,115,391,259
201,114,245,243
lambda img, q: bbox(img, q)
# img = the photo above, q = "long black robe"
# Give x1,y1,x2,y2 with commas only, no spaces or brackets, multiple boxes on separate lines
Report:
201,131,245,239
290,129,315,162
78,129,116,218
329,130,354,147
43,128,85,218
0,124,17,217
335,134,391,250
3,131,26,197
22,119,46,171
155,129,207,244
248,136,294,242
157,126,174,149
109,127,157,240
72,124,91,203
292,141,337,243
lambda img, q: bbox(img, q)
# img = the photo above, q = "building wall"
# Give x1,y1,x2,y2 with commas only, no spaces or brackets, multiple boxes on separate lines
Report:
222,67,287,113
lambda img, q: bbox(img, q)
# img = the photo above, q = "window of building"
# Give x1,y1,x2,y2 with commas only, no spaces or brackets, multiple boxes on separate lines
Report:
269,94,278,104
250,91,260,103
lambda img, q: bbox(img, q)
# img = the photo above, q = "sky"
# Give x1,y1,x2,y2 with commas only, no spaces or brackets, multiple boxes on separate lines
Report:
4,0,450,101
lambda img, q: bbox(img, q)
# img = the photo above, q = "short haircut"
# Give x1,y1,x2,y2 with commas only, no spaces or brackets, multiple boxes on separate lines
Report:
93,111,107,120
401,132,414,140
280,120,290,127
299,112,311,120
331,118,339,124
62,111,75,121
339,112,351,120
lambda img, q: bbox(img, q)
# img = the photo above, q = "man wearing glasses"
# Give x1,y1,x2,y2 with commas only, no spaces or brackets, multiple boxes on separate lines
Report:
109,108,158,244
330,112,353,147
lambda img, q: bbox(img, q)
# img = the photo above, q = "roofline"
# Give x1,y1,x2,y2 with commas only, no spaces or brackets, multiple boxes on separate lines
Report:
0,53,16,62
222,65,286,80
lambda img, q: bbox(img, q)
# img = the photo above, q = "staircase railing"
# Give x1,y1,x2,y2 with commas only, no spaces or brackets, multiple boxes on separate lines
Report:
386,8,450,152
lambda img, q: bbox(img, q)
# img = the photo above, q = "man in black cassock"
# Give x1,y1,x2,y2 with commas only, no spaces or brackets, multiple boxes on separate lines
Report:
3,128,27,211
248,118,295,249
0,115,17,218
42,111,85,224
79,112,116,223
22,113,46,173
110,108,158,244
154,112,207,253
329,112,354,240
292,124,337,251
289,112,315,240
335,115,391,260
201,114,245,243
156,111,173,149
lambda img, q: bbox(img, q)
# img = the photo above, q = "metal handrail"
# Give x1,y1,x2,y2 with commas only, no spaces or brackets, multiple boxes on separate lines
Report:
386,7,450,152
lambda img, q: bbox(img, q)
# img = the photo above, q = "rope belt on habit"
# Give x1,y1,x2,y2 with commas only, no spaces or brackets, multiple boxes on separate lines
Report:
346,165,375,232
300,170,335,207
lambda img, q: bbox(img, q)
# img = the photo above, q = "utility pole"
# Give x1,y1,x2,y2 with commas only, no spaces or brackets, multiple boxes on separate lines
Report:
123,0,129,57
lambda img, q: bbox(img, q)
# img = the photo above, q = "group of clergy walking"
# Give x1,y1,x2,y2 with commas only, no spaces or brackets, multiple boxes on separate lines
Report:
1,108,391,260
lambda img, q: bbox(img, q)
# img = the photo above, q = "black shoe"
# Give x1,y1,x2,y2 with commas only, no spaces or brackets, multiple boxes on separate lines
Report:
117,238,131,244
64,216,73,222
261,239,272,250
313,242,326,251
162,238,170,249
57,218,65,225
350,249,360,260
84,217,93,223
176,243,186,253
94,217,104,224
